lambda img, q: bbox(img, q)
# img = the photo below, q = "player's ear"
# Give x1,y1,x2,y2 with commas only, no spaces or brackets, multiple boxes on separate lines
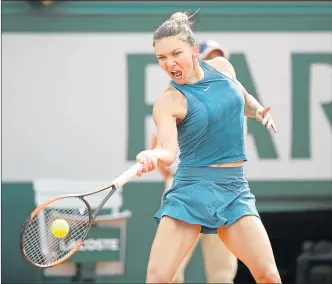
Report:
192,44,199,59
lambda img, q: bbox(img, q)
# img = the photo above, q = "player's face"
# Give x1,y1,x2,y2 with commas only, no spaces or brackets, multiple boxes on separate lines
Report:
154,36,199,85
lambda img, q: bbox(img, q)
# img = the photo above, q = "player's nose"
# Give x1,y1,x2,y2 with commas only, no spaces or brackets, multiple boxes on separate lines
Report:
166,59,176,69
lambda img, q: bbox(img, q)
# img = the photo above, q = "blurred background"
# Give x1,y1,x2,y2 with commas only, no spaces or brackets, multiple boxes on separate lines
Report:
2,1,332,283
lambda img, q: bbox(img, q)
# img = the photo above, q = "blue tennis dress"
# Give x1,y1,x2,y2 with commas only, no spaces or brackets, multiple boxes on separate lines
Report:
154,61,260,234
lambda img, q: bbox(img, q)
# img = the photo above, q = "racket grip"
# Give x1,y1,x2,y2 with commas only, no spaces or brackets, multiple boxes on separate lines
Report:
113,163,143,189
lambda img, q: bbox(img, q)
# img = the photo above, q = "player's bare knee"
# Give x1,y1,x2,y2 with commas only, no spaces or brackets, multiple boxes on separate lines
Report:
171,273,184,284
254,265,281,283
146,266,173,283
206,264,237,283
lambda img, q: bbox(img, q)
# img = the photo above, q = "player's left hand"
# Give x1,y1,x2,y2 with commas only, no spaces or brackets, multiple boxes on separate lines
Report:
255,107,277,133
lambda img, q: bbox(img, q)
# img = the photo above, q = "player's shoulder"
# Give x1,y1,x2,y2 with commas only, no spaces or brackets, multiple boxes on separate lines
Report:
154,85,182,108
207,56,231,68
206,57,236,80
164,84,182,98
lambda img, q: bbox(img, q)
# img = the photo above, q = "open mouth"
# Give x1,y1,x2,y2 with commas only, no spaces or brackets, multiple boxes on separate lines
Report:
170,70,182,79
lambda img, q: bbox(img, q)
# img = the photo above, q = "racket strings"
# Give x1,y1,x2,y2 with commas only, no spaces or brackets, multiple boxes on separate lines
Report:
22,197,91,267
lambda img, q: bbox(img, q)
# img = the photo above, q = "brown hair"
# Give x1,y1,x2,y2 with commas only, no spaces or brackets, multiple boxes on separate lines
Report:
153,11,198,47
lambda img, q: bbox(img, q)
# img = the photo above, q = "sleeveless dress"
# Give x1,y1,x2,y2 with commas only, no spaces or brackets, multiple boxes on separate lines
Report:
154,61,259,234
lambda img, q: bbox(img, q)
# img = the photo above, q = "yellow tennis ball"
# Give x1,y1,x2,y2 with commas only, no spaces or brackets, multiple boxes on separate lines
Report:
51,219,70,238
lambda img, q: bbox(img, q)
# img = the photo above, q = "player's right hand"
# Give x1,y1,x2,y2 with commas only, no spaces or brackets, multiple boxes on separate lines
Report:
136,150,158,176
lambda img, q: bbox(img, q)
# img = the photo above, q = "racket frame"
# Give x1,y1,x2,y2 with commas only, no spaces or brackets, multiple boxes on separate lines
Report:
20,163,142,268
20,185,120,268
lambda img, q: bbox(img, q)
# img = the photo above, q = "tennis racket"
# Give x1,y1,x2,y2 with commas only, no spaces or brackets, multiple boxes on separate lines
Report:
20,163,142,269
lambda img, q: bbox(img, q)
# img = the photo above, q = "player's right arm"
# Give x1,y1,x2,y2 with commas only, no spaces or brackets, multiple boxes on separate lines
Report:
150,132,172,180
136,87,179,176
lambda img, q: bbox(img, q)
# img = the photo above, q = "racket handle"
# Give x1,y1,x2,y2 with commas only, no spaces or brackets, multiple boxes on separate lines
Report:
113,163,143,189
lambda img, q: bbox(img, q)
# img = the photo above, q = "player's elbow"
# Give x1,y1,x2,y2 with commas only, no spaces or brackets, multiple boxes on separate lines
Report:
163,152,177,167
152,147,176,166
157,159,173,169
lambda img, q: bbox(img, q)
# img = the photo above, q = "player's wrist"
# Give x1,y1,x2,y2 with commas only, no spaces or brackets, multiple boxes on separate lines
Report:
255,105,264,117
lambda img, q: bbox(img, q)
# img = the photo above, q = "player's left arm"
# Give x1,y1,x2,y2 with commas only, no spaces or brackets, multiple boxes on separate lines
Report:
237,80,277,132
237,81,263,119
210,57,277,132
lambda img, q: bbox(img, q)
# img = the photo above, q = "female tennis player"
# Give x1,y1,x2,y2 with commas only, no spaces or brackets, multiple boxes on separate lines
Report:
136,11,280,283
150,40,238,284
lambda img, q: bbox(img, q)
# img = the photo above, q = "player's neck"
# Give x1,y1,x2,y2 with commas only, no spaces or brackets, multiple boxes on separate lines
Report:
188,61,204,84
